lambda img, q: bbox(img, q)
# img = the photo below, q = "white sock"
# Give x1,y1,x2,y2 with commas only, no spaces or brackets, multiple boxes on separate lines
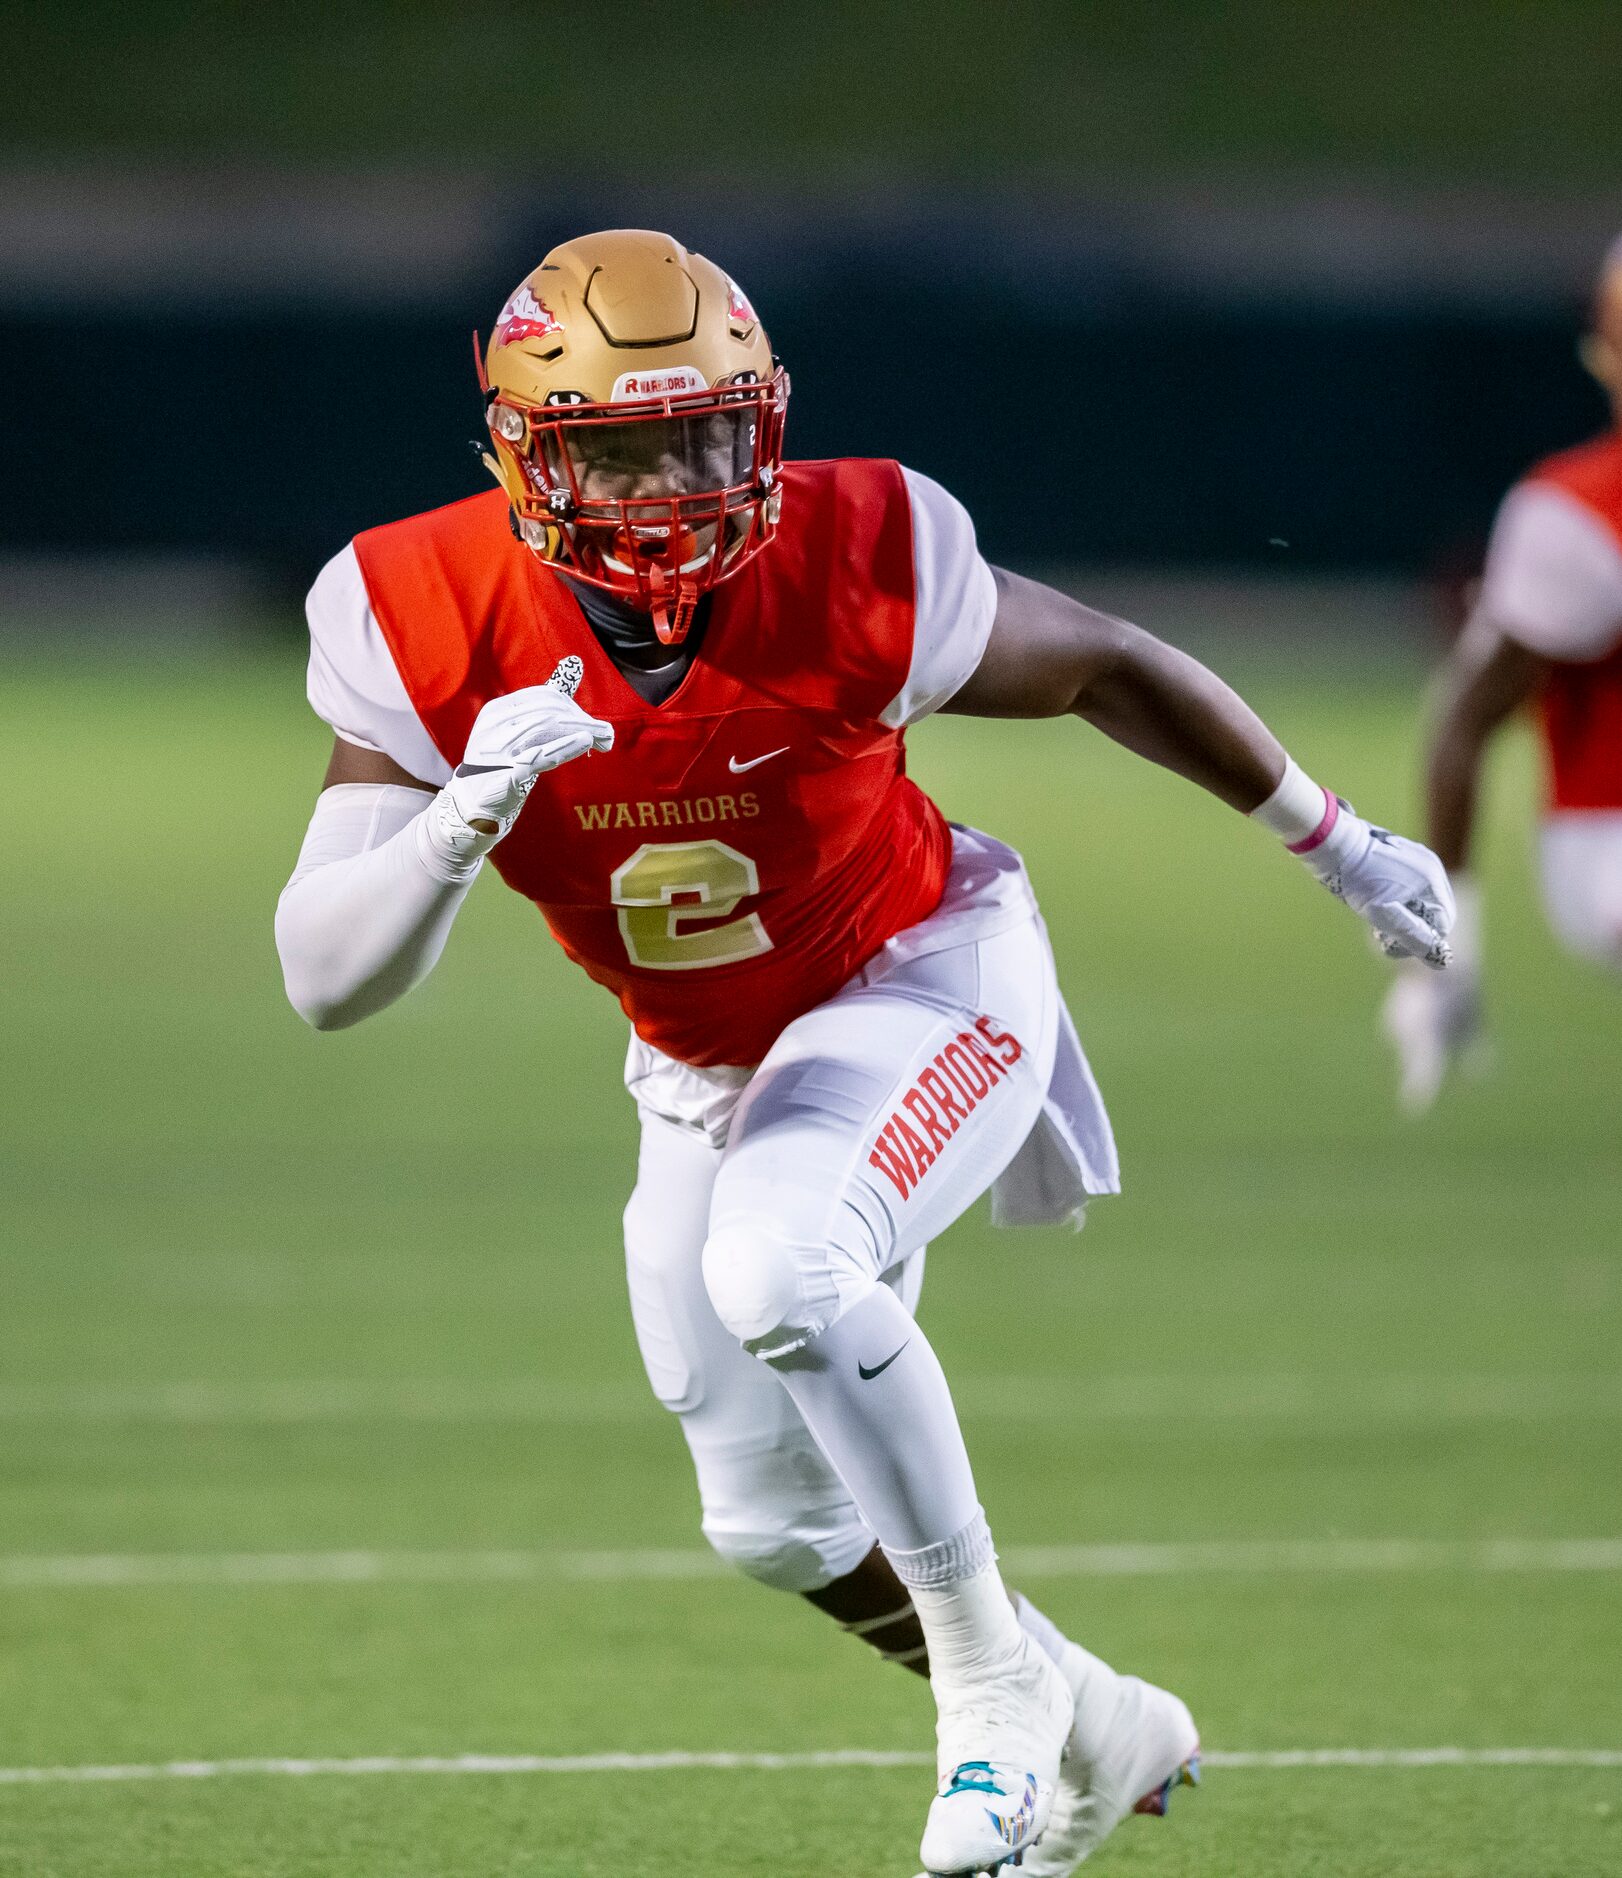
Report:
890,1520,1026,1690
768,1284,981,1552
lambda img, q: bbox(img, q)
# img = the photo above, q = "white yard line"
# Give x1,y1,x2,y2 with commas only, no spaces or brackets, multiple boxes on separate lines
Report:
1006,1537,1622,1576
0,1380,648,1425
4,1537,1622,1590
0,1549,728,1588
0,1372,1617,1424
1,1747,1618,1787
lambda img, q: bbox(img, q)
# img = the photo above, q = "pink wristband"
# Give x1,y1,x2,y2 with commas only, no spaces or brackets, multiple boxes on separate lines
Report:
1285,788,1339,855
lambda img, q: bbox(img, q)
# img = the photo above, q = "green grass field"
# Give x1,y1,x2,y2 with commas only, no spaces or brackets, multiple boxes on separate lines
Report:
2,642,1619,1877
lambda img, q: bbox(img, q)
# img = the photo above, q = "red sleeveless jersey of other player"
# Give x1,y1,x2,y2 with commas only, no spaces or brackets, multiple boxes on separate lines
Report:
347,460,974,1066
1517,434,1622,810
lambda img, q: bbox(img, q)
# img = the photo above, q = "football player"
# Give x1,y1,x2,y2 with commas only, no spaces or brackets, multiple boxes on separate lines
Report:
1385,235,1622,1110
275,231,1454,1876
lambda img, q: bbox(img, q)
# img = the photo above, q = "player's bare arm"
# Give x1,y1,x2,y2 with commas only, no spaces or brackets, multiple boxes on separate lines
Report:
1423,620,1547,875
1376,619,1544,1111
951,566,1455,970
947,567,1285,808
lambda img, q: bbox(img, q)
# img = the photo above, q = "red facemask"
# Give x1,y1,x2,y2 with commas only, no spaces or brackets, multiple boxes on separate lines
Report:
482,366,790,644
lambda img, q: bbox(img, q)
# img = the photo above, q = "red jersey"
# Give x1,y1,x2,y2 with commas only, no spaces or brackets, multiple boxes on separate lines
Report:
349,460,961,1065
1521,435,1622,810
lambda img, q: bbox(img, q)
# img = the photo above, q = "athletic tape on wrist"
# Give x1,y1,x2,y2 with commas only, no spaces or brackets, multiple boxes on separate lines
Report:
1252,756,1335,849
1285,791,1340,855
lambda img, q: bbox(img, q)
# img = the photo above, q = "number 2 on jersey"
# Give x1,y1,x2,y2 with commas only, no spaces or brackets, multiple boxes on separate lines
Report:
610,840,773,971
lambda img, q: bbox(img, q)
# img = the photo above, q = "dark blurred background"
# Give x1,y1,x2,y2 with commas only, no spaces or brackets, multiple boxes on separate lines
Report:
2,0,1618,632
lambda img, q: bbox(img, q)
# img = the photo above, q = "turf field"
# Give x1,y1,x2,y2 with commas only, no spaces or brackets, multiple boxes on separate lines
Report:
2,641,1619,1877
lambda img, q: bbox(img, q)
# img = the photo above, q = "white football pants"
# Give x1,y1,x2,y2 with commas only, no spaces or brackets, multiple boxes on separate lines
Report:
1540,812,1622,971
622,843,1062,1592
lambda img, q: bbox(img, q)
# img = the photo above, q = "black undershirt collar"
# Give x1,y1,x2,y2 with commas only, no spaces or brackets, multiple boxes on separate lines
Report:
558,575,712,706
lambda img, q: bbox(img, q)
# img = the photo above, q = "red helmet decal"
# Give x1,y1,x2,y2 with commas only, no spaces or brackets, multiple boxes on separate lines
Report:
494,284,564,347
725,275,757,325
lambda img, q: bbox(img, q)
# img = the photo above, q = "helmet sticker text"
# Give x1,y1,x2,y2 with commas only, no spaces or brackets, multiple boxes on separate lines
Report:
611,366,709,401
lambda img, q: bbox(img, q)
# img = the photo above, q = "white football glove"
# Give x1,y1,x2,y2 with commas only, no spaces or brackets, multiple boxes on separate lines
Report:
1381,877,1486,1112
422,656,613,868
1297,797,1456,969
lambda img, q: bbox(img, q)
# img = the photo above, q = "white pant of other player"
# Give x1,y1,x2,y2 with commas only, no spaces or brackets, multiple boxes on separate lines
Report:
1540,812,1622,969
623,828,1195,1874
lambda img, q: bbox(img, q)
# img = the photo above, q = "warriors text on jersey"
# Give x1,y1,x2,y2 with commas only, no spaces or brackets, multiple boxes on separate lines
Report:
306,459,997,1066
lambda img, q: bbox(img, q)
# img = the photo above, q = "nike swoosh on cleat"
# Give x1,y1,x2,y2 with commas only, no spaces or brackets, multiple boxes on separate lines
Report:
858,1342,909,1381
727,747,790,773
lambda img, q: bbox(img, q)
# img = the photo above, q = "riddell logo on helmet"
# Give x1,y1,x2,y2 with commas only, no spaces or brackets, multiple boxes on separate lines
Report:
495,285,563,346
612,366,708,401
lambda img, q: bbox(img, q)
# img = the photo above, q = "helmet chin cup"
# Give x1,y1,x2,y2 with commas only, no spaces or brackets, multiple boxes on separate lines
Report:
651,587,699,646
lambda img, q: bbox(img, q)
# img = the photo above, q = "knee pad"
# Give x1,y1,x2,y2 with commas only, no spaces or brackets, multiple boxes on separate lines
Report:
682,1382,875,1591
701,1220,811,1357
702,1506,875,1593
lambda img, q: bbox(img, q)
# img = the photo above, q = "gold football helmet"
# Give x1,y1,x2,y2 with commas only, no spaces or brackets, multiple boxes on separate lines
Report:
477,229,789,643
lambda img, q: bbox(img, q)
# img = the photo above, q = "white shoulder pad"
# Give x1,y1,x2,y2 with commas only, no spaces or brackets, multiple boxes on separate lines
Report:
880,467,998,728
1481,482,1622,663
304,544,452,785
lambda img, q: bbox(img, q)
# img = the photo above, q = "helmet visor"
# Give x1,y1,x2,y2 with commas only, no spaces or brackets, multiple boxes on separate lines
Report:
540,403,762,512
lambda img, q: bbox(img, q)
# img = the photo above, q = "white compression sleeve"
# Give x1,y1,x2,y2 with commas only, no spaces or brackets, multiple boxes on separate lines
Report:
274,783,481,1031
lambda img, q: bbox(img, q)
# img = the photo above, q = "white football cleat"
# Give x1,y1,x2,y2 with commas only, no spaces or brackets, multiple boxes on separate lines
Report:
1020,1642,1199,1875
918,1632,1074,1876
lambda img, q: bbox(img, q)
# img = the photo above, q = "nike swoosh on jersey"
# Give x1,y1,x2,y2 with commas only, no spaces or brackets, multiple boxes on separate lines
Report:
857,1342,909,1381
727,746,790,773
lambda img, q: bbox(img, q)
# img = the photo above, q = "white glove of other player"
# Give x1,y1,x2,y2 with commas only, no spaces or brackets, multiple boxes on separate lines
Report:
1253,758,1456,968
422,656,613,869
1381,877,1485,1112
